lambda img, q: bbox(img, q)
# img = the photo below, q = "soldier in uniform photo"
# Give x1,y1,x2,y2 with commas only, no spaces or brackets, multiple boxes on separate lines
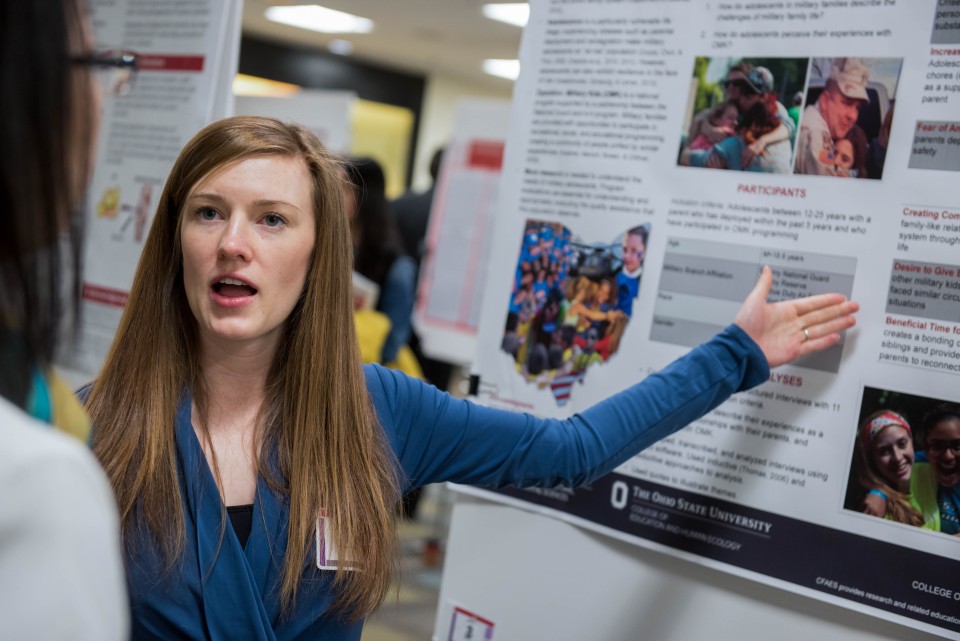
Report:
794,57,870,177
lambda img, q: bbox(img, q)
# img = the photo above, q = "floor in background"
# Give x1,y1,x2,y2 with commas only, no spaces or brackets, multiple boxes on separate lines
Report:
361,489,450,641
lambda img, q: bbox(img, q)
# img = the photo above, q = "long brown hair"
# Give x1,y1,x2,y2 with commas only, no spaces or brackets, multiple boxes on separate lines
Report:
87,116,400,617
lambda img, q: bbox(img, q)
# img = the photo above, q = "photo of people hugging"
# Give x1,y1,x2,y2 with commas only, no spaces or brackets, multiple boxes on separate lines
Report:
501,220,650,405
679,57,808,174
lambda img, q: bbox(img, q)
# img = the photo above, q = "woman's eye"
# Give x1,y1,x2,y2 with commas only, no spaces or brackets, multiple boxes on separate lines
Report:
263,213,285,228
197,207,219,221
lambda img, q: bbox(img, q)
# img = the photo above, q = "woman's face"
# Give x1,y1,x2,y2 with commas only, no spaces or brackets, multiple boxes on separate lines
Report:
835,139,855,169
926,417,960,488
870,425,914,491
180,155,316,354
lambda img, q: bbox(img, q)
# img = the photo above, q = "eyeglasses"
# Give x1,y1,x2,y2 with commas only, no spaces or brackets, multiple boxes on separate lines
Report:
72,49,139,97
724,79,750,92
927,439,960,455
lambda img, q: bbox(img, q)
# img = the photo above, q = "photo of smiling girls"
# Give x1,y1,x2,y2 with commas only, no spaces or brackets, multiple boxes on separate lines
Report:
794,57,903,179
845,387,960,536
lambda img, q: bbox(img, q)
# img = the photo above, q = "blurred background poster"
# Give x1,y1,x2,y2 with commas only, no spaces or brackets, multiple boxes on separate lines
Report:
413,98,511,365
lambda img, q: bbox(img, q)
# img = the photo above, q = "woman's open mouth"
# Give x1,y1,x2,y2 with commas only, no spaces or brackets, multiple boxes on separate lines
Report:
213,277,257,298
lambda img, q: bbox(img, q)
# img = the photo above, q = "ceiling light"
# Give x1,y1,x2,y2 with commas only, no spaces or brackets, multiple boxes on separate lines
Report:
482,3,529,28
265,5,373,34
327,39,353,56
483,59,520,81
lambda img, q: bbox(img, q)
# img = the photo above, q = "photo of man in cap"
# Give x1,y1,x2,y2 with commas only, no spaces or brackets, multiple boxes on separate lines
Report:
794,57,871,176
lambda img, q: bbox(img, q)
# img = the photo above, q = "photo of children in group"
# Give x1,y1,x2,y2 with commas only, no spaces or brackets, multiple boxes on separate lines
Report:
678,56,809,174
501,220,649,406
793,57,902,180
844,386,960,537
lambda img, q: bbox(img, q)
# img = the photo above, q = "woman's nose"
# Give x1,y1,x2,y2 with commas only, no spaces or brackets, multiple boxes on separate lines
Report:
218,218,252,260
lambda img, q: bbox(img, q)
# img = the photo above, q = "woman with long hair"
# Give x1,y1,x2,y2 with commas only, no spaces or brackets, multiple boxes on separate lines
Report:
85,115,857,640
1,0,127,637
856,411,937,528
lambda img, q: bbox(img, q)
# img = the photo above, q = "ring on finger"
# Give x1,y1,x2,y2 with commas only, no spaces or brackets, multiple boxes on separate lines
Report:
802,327,810,342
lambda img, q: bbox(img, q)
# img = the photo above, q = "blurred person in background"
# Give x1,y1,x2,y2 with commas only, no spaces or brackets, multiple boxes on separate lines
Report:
344,157,420,372
392,147,457,399
393,147,444,270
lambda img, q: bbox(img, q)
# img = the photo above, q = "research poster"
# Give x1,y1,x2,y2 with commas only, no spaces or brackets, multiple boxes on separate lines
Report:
67,0,242,376
414,99,512,365
463,1,960,637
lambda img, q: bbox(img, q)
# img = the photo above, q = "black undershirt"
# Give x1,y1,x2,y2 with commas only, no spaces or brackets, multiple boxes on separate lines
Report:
227,504,254,548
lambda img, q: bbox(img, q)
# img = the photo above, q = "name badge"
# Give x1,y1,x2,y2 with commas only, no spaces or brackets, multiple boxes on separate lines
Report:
315,517,358,571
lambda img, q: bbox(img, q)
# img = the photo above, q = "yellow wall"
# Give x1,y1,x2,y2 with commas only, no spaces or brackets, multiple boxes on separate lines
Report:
351,99,414,199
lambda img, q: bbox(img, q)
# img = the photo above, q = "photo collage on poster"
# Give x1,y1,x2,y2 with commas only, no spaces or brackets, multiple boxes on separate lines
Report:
501,220,650,405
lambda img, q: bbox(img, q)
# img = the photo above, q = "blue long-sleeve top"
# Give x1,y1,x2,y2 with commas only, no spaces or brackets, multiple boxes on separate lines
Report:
124,324,768,641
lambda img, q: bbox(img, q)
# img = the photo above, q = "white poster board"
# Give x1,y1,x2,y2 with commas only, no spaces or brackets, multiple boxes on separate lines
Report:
65,0,243,379
234,91,355,154
447,1,960,638
414,98,512,365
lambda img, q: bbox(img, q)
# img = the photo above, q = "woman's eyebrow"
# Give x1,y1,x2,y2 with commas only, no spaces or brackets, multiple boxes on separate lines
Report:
188,192,226,203
187,193,300,210
253,199,301,210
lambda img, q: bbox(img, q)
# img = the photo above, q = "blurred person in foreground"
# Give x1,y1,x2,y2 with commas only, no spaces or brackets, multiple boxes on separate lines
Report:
0,1,128,638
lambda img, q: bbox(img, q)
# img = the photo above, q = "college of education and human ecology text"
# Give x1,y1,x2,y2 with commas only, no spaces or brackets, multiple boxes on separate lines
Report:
465,1,960,637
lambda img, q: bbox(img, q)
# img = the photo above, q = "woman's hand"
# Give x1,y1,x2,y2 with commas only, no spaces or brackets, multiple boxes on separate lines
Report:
734,266,859,368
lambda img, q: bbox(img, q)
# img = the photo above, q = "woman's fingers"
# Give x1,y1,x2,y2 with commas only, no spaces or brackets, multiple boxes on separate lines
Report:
797,300,860,333
790,292,849,316
793,303,859,357
796,332,842,358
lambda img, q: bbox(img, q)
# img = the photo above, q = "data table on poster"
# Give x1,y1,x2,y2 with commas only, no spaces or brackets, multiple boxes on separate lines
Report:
651,237,856,372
